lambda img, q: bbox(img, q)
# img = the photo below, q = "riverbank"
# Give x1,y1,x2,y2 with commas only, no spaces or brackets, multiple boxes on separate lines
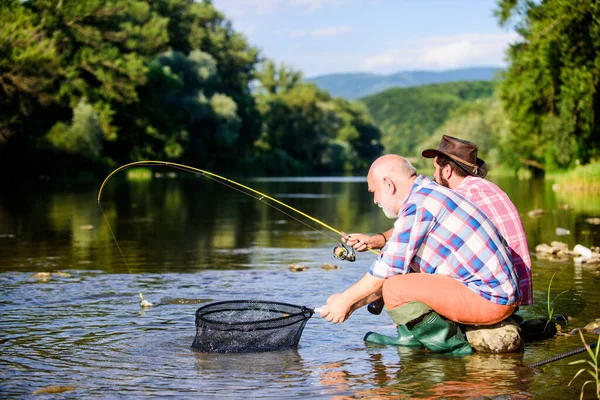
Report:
548,161,600,192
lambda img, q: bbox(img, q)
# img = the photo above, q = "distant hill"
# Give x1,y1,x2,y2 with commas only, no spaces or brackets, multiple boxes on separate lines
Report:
306,67,501,99
359,80,496,157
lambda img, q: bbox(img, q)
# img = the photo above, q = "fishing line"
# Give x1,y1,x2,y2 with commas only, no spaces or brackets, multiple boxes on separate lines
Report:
167,164,341,245
98,202,132,274
97,160,378,268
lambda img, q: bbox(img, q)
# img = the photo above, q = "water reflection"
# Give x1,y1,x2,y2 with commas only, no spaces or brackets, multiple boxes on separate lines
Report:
0,175,599,398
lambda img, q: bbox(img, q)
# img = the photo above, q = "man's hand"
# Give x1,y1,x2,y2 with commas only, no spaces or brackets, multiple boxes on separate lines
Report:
321,293,353,324
341,232,374,252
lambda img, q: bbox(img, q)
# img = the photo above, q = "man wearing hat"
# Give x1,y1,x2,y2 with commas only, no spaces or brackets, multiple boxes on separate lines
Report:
322,154,520,356
343,135,532,349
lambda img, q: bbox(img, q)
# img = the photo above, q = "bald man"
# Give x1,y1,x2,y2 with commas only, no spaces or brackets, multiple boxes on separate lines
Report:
320,155,520,355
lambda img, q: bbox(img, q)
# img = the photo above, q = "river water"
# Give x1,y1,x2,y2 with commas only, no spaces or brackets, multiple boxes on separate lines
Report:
1,172,599,398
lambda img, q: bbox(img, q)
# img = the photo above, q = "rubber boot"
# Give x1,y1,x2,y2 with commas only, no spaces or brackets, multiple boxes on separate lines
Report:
363,300,431,347
408,311,472,356
364,324,422,347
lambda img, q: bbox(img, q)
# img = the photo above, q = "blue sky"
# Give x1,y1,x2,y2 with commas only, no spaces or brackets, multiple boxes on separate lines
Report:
212,0,519,78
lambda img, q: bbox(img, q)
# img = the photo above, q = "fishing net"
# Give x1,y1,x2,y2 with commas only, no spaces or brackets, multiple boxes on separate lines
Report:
192,300,315,353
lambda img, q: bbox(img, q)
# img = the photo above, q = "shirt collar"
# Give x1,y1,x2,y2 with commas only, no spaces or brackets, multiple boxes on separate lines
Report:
397,175,430,215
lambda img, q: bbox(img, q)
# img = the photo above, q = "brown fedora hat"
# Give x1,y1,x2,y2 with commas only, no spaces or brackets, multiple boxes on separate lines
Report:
422,135,488,178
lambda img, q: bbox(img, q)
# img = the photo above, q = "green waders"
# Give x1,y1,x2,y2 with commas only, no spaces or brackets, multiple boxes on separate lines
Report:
364,301,472,356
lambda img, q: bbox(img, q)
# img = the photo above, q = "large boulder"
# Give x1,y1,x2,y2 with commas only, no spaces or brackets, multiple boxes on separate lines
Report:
464,318,524,353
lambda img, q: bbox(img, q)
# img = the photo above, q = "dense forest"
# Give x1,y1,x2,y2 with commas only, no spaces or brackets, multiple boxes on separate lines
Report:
1,0,598,180
360,81,496,164
0,0,382,180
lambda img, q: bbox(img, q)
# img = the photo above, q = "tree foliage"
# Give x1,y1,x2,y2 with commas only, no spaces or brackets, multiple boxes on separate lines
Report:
360,81,495,157
0,0,381,178
495,0,600,174
253,61,383,174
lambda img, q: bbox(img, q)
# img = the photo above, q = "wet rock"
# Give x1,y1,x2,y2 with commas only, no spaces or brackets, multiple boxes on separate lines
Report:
288,264,309,272
465,318,523,353
321,263,341,270
583,318,600,332
30,271,71,280
535,241,581,261
33,386,76,395
527,209,545,218
520,319,558,341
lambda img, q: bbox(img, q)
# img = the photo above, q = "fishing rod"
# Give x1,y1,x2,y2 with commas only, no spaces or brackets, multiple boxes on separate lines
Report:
97,161,379,265
528,341,598,368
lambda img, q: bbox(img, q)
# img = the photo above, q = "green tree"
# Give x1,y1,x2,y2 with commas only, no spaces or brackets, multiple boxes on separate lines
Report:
46,98,103,159
496,0,600,174
254,61,382,174
420,96,509,170
360,81,495,157
31,0,170,141
0,0,59,144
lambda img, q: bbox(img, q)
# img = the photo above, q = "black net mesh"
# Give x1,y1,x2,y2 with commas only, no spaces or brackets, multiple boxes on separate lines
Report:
192,300,314,353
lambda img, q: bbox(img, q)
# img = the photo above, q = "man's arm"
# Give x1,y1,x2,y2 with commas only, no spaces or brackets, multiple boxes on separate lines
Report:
321,272,385,324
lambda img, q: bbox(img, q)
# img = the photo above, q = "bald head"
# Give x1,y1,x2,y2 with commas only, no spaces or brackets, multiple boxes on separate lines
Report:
367,155,418,219
369,155,417,181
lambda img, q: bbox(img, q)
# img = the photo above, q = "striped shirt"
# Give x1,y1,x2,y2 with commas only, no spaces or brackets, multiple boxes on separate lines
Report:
455,176,533,305
369,175,520,306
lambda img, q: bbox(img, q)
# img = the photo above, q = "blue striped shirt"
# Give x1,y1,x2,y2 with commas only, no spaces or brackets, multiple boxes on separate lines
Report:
369,175,520,305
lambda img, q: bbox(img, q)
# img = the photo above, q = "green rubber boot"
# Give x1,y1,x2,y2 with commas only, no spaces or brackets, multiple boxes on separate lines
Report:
364,324,422,347
408,311,472,356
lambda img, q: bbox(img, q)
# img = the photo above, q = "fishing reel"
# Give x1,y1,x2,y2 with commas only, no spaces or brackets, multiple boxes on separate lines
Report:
333,242,356,262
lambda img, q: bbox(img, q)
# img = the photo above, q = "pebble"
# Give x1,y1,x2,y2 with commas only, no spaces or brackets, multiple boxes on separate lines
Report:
288,264,309,272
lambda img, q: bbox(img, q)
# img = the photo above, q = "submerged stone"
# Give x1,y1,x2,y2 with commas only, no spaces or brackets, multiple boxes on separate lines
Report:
288,264,309,272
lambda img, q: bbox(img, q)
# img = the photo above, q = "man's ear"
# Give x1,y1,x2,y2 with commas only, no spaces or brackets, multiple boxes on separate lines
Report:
443,164,453,179
382,176,396,194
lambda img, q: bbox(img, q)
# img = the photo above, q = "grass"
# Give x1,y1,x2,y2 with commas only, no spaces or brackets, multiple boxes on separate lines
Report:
126,167,153,181
568,330,600,399
549,161,600,191
532,272,569,332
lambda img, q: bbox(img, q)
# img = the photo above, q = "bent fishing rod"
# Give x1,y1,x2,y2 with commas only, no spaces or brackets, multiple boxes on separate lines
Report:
97,160,379,265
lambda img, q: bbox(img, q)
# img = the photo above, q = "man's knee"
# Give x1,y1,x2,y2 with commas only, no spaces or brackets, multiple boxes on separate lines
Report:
382,275,415,307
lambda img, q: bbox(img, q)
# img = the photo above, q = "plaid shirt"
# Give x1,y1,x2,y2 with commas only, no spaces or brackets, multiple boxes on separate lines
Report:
370,175,520,306
455,176,533,305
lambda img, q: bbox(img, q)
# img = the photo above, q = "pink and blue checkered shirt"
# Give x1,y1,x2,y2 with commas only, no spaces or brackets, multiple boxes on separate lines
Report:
455,176,533,305
370,175,520,306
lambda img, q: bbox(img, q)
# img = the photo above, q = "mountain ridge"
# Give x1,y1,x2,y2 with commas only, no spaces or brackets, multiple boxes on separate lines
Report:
306,67,502,99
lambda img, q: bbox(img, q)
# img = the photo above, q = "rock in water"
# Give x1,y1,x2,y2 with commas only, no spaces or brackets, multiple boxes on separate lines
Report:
465,318,524,353
520,318,558,341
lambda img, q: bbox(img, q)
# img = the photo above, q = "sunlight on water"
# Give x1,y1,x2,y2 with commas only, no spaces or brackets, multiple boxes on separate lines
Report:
0,177,599,398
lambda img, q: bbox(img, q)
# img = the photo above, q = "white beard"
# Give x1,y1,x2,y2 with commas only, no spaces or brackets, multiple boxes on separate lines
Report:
379,203,397,219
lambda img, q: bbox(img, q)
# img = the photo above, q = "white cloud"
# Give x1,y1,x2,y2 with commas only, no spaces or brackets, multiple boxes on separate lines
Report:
360,32,520,72
311,25,351,37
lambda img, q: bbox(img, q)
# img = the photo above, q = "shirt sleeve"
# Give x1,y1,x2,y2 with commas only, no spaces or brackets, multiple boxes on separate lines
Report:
369,202,435,278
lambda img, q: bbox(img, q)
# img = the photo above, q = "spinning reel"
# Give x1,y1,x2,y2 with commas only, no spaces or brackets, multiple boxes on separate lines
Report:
333,241,356,262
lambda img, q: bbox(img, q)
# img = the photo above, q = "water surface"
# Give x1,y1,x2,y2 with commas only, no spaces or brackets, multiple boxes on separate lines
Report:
1,173,599,398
